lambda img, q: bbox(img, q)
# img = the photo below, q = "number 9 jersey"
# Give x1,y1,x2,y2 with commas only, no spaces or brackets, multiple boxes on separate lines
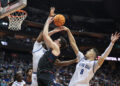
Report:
69,51,100,86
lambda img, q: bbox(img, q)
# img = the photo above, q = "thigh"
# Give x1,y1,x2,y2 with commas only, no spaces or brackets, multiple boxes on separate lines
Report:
37,77,45,86
31,74,38,86
42,74,60,86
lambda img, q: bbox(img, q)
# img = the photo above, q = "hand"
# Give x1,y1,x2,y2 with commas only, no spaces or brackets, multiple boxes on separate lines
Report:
75,58,79,63
53,27,64,33
47,17,54,24
60,26,69,31
111,32,120,43
47,7,56,24
49,7,56,17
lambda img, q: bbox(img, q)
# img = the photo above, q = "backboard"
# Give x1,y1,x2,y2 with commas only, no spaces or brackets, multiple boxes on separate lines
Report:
0,0,27,19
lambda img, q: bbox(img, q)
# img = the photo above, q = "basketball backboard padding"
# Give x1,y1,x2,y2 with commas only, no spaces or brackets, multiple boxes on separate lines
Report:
0,0,27,19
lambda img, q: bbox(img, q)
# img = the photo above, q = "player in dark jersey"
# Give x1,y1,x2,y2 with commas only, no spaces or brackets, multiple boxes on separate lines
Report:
37,7,78,86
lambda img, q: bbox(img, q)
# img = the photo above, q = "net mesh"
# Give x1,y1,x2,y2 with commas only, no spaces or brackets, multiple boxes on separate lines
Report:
8,10,27,31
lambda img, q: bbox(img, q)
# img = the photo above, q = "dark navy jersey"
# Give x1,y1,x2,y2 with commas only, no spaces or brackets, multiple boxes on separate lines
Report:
37,50,58,73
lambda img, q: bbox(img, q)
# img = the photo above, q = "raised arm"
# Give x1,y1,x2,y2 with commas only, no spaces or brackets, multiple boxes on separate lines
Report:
54,58,78,66
36,27,64,43
98,32,120,66
43,7,60,56
61,26,79,55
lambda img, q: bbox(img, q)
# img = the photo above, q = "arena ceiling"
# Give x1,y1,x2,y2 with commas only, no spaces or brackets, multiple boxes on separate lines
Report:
27,0,120,33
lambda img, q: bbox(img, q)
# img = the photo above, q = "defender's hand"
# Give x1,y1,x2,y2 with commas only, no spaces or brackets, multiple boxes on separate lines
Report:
60,26,69,31
111,32,120,43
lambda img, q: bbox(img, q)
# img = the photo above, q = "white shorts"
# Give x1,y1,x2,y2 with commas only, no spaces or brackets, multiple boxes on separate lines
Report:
31,73,38,86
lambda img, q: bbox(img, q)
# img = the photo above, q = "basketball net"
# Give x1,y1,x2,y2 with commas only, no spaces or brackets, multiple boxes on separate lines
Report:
8,10,27,31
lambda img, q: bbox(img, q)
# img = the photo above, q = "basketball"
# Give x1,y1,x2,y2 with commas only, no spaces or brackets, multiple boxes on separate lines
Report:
54,14,65,26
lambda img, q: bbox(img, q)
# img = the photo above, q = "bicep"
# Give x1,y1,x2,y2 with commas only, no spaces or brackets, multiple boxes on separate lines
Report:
93,61,100,72
36,31,43,42
97,57,105,66
54,59,61,66
43,35,55,49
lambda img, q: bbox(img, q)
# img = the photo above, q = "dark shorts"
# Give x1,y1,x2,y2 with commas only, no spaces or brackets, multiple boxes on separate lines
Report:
37,72,60,86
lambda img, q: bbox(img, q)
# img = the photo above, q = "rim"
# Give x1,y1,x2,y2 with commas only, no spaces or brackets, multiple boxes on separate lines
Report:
8,10,27,18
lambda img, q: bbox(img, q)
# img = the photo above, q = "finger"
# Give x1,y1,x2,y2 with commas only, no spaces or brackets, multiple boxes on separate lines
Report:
112,33,114,36
118,33,120,36
50,7,55,10
115,32,118,36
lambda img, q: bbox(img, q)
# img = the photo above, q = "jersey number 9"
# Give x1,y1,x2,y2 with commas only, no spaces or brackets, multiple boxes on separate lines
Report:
80,69,84,75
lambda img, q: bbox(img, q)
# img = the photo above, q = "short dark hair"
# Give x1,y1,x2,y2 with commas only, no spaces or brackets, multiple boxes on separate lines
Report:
92,48,99,58
26,68,32,74
59,36,67,49
14,72,22,81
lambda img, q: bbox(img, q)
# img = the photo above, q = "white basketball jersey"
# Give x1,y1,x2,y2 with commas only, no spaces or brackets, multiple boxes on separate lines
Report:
32,41,47,72
69,51,100,86
12,80,25,86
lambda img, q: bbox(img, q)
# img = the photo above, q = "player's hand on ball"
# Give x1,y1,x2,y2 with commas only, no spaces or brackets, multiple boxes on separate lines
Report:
111,32,120,43
60,26,69,31
49,7,55,17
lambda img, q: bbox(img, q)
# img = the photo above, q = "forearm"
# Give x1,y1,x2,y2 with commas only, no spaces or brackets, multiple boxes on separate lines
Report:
66,29,79,55
101,42,114,59
67,30,76,44
43,18,50,36
98,42,114,66
59,59,77,66
37,29,57,42
48,30,57,36
36,31,44,42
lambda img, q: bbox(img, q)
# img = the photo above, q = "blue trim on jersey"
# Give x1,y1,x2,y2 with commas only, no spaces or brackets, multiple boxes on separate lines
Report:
32,46,42,53
32,72,37,74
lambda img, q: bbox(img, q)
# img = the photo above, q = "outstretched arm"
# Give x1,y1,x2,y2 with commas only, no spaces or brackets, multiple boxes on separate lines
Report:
43,7,60,56
36,27,64,43
98,32,120,66
61,26,79,55
54,59,78,66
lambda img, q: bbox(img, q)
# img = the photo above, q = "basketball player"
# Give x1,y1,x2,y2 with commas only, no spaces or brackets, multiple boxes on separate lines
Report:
61,26,120,86
12,72,26,86
32,26,77,86
36,7,78,86
32,7,78,86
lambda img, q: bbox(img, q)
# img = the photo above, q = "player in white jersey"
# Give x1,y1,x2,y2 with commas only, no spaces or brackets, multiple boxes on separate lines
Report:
61,26,120,86
12,73,26,86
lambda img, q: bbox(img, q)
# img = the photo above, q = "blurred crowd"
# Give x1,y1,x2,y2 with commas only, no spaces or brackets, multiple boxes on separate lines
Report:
0,56,120,86
0,58,32,86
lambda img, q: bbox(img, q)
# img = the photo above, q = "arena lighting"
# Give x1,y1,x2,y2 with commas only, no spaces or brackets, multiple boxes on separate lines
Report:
2,22,8,25
105,57,117,61
118,58,120,61
98,56,119,61
1,41,8,46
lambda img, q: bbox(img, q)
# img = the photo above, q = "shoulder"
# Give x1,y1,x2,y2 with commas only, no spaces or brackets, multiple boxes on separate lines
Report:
22,80,26,84
77,51,84,57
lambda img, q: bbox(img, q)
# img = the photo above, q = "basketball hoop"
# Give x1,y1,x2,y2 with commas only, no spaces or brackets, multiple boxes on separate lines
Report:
8,10,27,31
